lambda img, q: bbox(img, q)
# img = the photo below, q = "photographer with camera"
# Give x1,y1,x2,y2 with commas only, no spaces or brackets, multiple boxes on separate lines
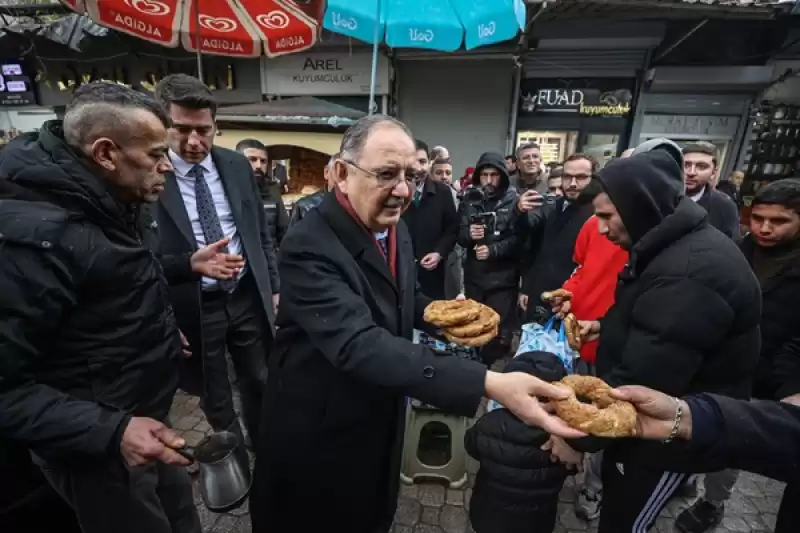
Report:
457,152,523,364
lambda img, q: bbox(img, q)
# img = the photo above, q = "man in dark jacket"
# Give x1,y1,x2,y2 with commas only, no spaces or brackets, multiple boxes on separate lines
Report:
152,75,279,452
683,142,740,239
236,138,290,248
515,154,598,323
0,83,201,533
401,139,459,299
677,178,800,532
458,152,522,362
289,153,336,225
575,149,761,533
252,115,583,533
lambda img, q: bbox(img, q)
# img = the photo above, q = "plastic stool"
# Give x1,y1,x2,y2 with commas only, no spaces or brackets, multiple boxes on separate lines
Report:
400,399,469,488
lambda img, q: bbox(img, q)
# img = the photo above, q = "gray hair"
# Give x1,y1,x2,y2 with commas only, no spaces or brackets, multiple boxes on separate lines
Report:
516,141,540,158
431,145,448,159
326,152,339,171
339,114,413,160
63,82,170,149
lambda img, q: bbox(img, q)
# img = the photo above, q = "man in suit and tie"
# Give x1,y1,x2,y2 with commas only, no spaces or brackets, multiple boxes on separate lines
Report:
151,74,279,450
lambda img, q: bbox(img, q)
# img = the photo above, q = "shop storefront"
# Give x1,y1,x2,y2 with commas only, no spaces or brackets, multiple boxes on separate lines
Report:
513,20,662,168
628,66,774,179
34,55,263,108
395,49,516,170
515,78,636,168
0,57,53,145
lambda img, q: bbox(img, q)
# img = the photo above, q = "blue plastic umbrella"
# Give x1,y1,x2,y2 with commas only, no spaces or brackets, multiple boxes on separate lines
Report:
323,0,526,112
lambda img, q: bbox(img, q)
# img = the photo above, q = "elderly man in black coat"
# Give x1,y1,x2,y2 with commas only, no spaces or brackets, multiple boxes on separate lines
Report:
556,148,762,533
251,115,583,533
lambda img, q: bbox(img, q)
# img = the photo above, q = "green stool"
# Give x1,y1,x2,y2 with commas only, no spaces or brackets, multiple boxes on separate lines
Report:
400,399,470,489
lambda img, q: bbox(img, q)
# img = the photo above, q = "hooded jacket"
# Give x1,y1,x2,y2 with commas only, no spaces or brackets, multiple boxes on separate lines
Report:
595,150,761,395
465,351,571,533
592,151,761,464
290,190,326,226
457,152,521,290
0,122,181,464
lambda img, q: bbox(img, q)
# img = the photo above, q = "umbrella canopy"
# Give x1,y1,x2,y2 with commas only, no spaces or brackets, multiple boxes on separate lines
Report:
58,0,326,57
323,0,526,52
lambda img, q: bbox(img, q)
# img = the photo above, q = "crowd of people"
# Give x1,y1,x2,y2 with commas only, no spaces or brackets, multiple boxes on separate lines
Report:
0,74,799,533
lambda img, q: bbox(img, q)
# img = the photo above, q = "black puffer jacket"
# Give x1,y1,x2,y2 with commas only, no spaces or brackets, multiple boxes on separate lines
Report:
592,150,762,466
458,152,521,290
465,351,571,533
740,235,800,400
290,190,325,226
0,122,181,464
262,190,290,248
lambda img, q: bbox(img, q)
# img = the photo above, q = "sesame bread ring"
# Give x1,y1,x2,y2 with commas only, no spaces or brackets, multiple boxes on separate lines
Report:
552,375,637,438
541,288,573,303
562,313,583,351
443,325,499,348
445,306,500,338
423,299,482,328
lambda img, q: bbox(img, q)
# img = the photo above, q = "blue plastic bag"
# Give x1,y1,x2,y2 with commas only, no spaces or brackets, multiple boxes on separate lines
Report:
488,317,579,412
516,317,578,374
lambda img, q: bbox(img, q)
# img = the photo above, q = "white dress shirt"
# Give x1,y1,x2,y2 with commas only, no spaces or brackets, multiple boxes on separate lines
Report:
690,187,705,202
170,150,244,289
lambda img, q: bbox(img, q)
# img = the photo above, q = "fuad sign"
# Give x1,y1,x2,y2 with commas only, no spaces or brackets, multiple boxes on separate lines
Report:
520,82,634,118
262,51,391,96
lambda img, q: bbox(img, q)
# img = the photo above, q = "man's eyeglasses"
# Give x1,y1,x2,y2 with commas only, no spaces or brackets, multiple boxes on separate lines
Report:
562,173,592,184
342,159,418,189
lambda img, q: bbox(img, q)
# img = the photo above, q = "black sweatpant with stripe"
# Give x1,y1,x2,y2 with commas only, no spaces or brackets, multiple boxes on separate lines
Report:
599,452,690,533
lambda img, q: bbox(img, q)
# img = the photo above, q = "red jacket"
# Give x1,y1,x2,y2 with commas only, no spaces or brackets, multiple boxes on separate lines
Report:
562,216,629,364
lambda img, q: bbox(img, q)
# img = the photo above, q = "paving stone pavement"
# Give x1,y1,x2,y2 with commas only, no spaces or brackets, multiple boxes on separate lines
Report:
170,392,785,533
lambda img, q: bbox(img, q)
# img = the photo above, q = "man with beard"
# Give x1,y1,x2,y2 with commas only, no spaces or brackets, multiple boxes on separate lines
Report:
0,82,202,533
682,142,740,239
251,114,583,533
565,149,761,533
458,152,523,363
402,140,459,300
676,178,800,533
290,154,337,225
516,154,597,323
513,142,547,193
236,138,289,248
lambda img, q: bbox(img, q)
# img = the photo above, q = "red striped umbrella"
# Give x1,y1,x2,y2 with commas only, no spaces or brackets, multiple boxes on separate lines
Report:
58,0,326,58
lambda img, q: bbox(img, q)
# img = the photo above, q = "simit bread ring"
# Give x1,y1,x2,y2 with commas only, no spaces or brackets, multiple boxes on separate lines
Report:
562,313,583,351
445,306,500,338
424,299,482,327
443,325,499,348
552,375,637,438
541,288,573,302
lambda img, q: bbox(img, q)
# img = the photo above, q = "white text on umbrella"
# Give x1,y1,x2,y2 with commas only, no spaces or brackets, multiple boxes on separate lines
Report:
408,28,434,43
124,0,170,16
330,12,357,31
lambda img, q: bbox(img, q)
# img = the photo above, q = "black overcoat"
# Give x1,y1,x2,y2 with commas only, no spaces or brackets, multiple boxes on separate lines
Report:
251,192,486,533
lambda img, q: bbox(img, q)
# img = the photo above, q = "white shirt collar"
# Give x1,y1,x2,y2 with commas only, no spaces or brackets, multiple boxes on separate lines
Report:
374,230,388,239
690,186,706,202
169,149,212,176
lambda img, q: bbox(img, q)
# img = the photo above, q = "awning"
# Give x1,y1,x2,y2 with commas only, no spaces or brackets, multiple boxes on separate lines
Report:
214,129,342,156
216,96,365,127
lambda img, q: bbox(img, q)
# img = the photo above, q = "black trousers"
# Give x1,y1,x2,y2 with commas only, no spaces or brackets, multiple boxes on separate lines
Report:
2,484,82,533
776,482,800,533
35,454,200,533
464,281,518,364
598,452,689,533
200,271,272,449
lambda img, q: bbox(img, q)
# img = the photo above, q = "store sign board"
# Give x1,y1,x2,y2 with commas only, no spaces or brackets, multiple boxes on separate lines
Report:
262,51,391,96
520,87,633,117
0,61,36,106
641,114,739,138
